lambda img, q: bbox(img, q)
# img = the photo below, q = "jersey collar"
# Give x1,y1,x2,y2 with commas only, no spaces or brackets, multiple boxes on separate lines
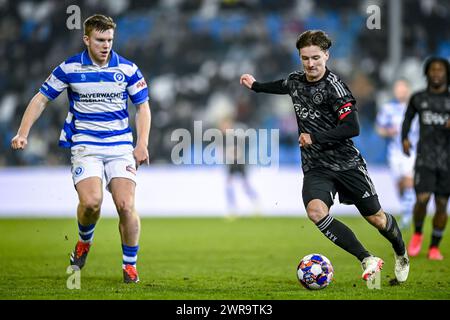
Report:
81,50,119,68
303,67,331,84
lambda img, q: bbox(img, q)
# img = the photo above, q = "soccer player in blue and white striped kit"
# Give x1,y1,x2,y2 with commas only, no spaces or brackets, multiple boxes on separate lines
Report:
11,14,151,283
376,79,419,230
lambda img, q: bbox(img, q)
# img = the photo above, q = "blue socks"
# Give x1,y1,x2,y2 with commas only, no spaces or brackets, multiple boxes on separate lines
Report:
400,187,415,228
78,222,96,244
122,244,139,269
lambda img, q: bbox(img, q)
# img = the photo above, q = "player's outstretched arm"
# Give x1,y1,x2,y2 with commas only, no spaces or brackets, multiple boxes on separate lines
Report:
133,101,151,167
239,74,289,95
11,92,49,150
240,74,256,89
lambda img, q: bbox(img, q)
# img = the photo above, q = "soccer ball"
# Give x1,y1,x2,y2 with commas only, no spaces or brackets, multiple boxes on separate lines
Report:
297,253,333,290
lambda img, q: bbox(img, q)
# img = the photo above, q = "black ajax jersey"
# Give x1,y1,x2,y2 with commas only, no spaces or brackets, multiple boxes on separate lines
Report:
404,90,450,170
281,69,366,172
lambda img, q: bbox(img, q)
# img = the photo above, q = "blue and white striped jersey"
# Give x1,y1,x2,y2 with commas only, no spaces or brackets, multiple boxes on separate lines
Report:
376,99,419,156
39,50,149,148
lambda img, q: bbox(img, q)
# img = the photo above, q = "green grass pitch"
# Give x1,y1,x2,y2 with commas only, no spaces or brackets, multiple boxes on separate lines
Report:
0,216,449,300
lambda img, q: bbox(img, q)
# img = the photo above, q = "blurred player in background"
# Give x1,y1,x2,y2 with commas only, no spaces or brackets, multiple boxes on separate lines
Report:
11,14,151,282
219,117,260,219
240,30,409,283
402,56,450,260
376,79,419,230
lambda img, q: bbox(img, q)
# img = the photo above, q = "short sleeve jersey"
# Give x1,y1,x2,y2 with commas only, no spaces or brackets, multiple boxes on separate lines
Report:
39,50,149,148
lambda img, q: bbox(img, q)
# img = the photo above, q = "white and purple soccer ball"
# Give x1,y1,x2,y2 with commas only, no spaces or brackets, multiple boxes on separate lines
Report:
297,253,334,290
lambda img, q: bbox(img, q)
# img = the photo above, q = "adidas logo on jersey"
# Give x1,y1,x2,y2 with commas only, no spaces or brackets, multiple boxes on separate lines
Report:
362,191,370,199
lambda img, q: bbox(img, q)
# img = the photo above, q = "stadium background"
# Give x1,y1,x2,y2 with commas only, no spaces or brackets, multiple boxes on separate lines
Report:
1,0,449,216
2,1,450,303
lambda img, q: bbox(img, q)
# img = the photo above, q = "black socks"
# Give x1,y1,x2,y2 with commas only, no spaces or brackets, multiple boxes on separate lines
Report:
430,228,444,248
379,212,405,256
316,215,371,262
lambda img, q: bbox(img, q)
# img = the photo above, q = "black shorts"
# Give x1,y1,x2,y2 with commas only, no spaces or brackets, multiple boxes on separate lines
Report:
414,166,450,197
302,166,381,216
228,164,246,176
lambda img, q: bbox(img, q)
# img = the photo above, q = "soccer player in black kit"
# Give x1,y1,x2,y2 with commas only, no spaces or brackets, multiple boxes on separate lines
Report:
402,57,450,260
240,30,409,282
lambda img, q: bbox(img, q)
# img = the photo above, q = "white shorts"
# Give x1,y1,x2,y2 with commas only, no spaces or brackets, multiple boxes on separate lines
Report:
71,144,137,191
387,149,416,181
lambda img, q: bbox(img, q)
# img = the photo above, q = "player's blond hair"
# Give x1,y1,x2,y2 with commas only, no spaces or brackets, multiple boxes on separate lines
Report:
83,14,116,36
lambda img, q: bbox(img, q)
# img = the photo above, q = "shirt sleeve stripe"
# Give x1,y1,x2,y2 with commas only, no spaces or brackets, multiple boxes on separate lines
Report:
53,66,68,83
327,74,348,97
39,83,62,100
127,71,142,87
130,90,149,105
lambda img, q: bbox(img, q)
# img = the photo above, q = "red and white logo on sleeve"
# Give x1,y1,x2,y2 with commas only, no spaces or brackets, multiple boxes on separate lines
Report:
136,79,147,89
338,102,353,120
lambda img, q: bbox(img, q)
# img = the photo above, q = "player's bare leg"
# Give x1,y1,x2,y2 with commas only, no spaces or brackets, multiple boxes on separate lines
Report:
110,178,140,246
365,209,409,282
413,193,431,232
398,176,415,230
70,177,103,269
306,199,331,223
110,177,140,283
363,209,386,229
225,175,238,221
242,178,261,217
428,196,448,260
76,177,103,225
408,192,431,256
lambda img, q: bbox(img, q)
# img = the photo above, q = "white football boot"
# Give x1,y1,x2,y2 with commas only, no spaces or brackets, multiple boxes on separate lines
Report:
394,251,410,282
361,256,384,281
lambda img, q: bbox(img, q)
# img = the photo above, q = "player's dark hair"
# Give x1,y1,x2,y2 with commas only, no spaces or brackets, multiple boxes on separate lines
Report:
296,30,332,51
84,14,116,36
423,56,450,85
